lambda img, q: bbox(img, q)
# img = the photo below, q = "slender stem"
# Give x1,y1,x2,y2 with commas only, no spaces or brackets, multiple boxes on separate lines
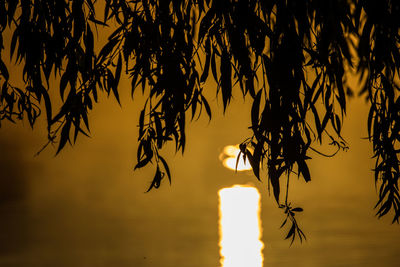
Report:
285,172,290,206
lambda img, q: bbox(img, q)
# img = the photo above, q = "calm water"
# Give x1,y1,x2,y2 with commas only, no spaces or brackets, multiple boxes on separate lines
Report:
1,90,400,266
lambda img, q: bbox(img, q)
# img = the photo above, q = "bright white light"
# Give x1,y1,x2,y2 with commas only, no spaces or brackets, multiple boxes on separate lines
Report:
220,145,252,171
218,185,264,267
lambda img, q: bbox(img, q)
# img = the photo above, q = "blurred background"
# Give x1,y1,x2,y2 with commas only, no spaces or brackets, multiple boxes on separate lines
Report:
1,73,400,267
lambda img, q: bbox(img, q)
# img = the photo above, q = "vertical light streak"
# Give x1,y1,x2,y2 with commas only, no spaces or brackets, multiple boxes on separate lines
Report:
218,185,264,267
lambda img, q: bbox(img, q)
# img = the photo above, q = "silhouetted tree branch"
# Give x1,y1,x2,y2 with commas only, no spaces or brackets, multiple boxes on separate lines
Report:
1,0,399,242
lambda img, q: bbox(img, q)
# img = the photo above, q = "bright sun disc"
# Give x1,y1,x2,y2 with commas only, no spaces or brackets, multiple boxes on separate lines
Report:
218,185,264,267
220,145,252,171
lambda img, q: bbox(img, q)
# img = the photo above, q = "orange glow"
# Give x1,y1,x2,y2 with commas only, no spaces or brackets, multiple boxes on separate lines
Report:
220,145,252,171
218,185,264,267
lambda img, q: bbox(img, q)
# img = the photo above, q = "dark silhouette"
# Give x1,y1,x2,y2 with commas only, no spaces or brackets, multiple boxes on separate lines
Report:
0,0,399,242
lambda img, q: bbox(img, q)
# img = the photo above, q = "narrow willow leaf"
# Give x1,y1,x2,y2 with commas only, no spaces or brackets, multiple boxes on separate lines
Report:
246,149,260,180
146,166,162,192
251,90,262,129
0,59,9,80
159,155,171,184
113,54,122,104
292,207,303,212
201,94,211,120
298,159,311,182
211,51,218,84
40,86,52,131
56,120,71,155
220,50,232,112
285,224,295,240
200,39,211,83
138,109,145,140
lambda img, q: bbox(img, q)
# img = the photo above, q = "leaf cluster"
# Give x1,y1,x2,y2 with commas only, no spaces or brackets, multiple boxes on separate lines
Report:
356,0,400,223
279,204,306,245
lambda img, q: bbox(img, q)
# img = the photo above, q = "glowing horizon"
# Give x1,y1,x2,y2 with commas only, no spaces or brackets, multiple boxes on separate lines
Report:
218,185,264,267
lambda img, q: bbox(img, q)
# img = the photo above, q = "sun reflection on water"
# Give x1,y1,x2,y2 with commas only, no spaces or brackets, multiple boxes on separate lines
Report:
218,185,264,267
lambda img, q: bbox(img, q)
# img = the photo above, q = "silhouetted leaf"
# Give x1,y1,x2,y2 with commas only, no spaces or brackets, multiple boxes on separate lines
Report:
235,151,242,173
310,104,322,141
85,23,94,56
113,54,122,104
60,71,69,101
246,149,260,180
292,207,303,212
211,51,218,84
139,109,145,139
200,39,211,83
269,168,280,204
104,0,110,22
191,89,199,120
7,0,18,25
159,155,171,185
97,37,119,64
321,104,333,133
146,166,162,192
0,59,8,80
297,159,311,182
280,218,288,228
10,27,18,60
153,112,163,148
56,120,71,155
285,224,295,240
200,94,211,120
251,90,262,129
39,86,52,131
220,50,232,112
134,146,153,170
198,8,214,42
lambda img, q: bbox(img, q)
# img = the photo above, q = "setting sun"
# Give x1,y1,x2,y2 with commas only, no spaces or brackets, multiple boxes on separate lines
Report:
220,145,252,171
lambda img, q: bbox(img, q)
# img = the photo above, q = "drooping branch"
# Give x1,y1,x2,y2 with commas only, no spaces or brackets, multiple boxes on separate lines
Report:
1,0,400,243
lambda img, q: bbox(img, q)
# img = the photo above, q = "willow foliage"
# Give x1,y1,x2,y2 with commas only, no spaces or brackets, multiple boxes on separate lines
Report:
1,0,399,242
